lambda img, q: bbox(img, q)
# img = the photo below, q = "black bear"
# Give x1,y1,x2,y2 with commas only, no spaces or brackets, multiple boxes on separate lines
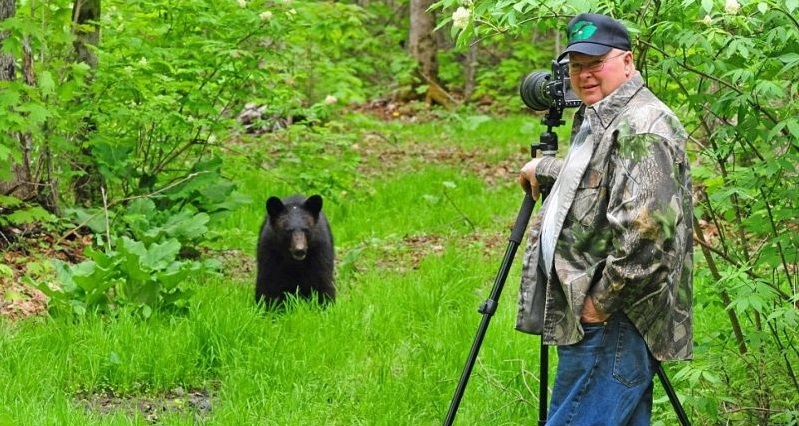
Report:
255,194,336,308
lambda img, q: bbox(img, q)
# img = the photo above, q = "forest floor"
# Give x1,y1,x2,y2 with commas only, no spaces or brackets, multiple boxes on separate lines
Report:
0,224,88,320
0,100,516,323
0,102,516,422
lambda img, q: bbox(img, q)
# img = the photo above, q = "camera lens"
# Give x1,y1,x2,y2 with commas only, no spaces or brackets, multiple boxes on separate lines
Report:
519,71,553,111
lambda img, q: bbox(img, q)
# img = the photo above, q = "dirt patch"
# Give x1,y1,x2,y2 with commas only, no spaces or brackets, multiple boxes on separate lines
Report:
75,386,213,423
352,229,509,275
0,222,92,320
0,277,48,320
354,130,519,188
210,248,256,282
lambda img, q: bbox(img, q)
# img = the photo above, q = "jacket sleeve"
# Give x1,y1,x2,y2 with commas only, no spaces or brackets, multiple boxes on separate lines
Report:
535,157,563,186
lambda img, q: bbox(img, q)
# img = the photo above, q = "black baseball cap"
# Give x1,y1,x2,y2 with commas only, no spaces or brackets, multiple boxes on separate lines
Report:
557,13,631,61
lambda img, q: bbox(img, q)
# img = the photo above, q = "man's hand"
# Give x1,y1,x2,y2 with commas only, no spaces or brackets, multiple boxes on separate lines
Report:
519,158,542,200
581,296,610,323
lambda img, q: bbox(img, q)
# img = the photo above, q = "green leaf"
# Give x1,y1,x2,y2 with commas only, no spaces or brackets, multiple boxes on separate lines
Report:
71,263,117,300
65,207,111,234
38,71,56,95
119,236,148,259
162,211,210,241
70,302,87,317
0,153,14,181
139,304,153,319
143,239,183,271
0,195,22,209
130,281,160,306
0,263,12,279
785,118,799,140
157,265,196,290
118,237,154,283
6,206,55,226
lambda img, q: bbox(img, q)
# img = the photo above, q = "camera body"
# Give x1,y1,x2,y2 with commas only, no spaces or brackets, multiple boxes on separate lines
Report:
520,60,582,112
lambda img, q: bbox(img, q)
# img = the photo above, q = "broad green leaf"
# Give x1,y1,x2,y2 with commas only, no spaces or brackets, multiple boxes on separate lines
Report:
162,211,210,241
785,118,799,140
16,103,52,126
6,206,55,225
157,267,193,290
118,237,154,283
143,239,183,271
38,71,56,96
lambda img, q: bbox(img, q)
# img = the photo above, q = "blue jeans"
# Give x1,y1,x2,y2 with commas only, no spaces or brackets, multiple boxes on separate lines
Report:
547,312,657,426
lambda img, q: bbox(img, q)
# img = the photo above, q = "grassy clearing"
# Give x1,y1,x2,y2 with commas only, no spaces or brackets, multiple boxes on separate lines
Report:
0,110,694,425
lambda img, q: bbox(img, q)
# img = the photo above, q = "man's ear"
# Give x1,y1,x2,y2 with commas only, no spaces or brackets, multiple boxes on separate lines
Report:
624,53,633,75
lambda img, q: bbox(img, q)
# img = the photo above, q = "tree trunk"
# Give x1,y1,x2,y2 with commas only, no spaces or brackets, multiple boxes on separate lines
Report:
407,0,454,107
462,44,478,101
408,0,438,84
0,0,13,81
71,0,103,206
0,0,36,201
73,0,101,69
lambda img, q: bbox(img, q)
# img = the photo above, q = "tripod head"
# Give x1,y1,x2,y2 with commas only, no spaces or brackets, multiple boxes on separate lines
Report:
530,105,565,159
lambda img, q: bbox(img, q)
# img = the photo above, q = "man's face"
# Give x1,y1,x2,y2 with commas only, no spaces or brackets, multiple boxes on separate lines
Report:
568,49,632,106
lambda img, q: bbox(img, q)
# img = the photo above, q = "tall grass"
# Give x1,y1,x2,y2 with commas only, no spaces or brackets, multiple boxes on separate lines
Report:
0,111,694,424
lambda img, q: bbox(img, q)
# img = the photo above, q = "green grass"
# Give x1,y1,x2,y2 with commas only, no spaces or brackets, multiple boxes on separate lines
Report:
0,111,697,425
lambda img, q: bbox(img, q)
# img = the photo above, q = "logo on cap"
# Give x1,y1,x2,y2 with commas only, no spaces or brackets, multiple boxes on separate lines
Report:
569,21,598,42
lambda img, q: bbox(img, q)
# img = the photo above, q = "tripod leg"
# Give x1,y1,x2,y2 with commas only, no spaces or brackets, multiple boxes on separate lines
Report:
656,363,692,426
443,194,536,426
538,340,548,425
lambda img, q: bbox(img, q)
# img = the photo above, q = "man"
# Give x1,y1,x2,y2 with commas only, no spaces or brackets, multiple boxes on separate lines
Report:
515,13,693,425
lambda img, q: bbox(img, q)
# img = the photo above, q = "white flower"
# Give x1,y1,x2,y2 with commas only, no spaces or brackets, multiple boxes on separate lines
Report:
237,0,247,8
724,0,740,14
324,95,337,105
260,11,273,21
702,14,713,25
452,7,471,30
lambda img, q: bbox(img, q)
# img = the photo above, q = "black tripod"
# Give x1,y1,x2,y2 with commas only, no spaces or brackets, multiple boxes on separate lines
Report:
443,105,562,426
443,105,692,426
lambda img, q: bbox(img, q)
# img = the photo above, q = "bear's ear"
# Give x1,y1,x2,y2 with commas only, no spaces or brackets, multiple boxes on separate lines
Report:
266,197,285,217
304,195,323,217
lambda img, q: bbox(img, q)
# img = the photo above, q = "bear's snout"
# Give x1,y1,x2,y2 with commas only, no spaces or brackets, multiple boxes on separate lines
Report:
290,248,307,260
290,232,308,260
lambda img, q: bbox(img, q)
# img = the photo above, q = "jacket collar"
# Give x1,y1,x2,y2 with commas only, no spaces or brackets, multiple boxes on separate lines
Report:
585,72,645,130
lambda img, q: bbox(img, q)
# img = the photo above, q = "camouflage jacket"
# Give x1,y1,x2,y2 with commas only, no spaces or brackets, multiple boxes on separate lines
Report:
515,73,693,361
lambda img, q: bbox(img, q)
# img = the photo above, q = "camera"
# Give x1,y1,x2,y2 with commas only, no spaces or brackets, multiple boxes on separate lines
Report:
520,59,582,111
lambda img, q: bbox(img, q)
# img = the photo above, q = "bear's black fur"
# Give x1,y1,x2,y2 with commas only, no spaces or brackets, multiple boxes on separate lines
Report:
255,194,336,308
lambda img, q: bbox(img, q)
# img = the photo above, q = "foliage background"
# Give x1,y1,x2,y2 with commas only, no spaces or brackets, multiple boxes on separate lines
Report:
0,0,797,424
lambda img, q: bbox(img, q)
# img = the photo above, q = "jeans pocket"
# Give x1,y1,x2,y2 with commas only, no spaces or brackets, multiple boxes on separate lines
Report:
612,320,650,388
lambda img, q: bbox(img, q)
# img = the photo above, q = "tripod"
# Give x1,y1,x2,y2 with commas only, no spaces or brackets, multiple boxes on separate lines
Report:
443,105,562,426
442,105,692,426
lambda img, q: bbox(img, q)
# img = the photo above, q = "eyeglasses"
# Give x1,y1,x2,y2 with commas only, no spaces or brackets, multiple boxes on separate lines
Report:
567,52,628,74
